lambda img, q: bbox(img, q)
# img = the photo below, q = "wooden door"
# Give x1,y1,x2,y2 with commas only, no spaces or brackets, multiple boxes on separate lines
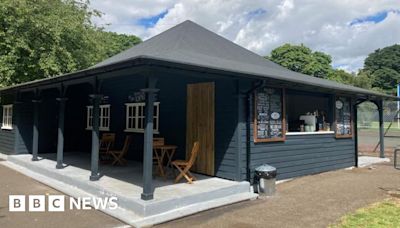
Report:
186,82,215,176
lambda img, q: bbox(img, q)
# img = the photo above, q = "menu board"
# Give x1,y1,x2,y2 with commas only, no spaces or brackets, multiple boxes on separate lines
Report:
335,97,352,137
254,87,285,142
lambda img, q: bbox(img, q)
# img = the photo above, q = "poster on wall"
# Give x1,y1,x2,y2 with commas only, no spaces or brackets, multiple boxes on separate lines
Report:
335,97,352,138
254,87,285,142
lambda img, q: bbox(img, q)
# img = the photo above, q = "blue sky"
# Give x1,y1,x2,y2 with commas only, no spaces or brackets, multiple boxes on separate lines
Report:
137,10,168,28
351,9,400,26
91,0,400,72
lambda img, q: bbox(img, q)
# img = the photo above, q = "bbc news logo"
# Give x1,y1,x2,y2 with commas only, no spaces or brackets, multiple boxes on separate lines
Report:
9,195,118,212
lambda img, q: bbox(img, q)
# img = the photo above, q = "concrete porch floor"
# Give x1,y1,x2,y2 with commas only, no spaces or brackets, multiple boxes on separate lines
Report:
5,152,256,227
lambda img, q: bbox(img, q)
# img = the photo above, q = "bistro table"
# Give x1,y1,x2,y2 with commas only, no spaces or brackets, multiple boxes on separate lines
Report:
153,145,177,177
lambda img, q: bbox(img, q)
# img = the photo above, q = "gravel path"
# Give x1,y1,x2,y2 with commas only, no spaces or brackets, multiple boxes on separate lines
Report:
158,162,400,228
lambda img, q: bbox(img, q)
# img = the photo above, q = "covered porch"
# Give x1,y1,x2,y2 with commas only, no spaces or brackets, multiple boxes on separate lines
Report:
6,152,254,226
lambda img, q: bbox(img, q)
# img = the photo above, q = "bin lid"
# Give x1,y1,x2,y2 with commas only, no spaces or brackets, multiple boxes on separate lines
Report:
255,164,276,172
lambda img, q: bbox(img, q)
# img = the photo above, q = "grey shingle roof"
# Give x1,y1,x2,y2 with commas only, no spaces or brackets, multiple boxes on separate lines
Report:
93,20,395,99
0,20,396,99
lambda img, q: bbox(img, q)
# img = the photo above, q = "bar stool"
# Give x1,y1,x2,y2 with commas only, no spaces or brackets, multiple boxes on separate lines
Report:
394,147,400,170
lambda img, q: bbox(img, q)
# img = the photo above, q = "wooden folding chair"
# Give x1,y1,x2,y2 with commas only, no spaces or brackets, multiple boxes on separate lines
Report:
172,141,200,184
109,135,133,166
99,133,115,162
153,137,165,176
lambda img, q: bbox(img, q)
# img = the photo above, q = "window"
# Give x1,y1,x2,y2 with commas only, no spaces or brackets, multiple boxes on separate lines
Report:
335,97,352,138
285,90,333,135
2,105,13,130
125,102,159,133
86,104,110,131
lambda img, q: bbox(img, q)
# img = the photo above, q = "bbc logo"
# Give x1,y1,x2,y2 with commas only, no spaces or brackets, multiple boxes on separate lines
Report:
9,195,65,212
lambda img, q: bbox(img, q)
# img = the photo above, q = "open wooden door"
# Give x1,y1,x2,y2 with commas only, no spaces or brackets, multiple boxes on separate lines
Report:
186,82,215,176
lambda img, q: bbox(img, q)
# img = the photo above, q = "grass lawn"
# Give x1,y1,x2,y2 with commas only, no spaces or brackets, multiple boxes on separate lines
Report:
358,121,400,132
332,198,400,228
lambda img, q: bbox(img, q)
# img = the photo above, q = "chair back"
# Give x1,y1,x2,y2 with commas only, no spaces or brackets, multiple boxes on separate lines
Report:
187,141,200,167
100,133,115,150
121,135,133,154
153,137,165,147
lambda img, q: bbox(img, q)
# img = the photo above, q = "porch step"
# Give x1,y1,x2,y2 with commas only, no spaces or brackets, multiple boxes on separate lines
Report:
5,155,257,227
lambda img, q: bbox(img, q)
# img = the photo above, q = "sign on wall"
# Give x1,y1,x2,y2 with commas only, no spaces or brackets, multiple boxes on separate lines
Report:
254,87,285,143
335,96,352,138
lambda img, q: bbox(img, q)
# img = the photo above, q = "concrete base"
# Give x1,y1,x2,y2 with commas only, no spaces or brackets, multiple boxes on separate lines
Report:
358,156,390,168
0,152,8,160
6,153,257,227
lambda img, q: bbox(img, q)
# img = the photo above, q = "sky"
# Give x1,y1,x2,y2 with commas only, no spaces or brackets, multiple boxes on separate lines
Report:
90,0,400,73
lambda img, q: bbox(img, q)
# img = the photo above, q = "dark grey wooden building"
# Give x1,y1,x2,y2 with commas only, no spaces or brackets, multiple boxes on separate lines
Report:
0,21,395,200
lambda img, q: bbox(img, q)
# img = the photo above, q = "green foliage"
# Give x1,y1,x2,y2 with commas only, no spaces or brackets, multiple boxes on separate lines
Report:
269,44,332,78
267,43,378,90
0,0,141,87
352,70,372,89
364,44,400,93
327,69,354,85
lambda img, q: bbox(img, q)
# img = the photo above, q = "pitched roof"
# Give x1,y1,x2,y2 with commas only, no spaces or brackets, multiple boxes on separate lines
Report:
0,20,396,99
93,20,393,99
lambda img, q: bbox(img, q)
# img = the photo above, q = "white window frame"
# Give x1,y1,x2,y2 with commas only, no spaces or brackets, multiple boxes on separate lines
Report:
1,104,13,130
125,102,159,134
86,104,110,131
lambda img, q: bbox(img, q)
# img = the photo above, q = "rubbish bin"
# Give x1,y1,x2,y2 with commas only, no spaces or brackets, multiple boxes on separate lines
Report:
395,147,400,170
255,164,277,196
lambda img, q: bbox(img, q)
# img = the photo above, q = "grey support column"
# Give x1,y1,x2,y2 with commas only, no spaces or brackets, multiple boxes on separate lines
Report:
56,98,67,169
32,99,41,161
378,100,385,158
236,93,246,181
90,94,102,181
141,77,158,201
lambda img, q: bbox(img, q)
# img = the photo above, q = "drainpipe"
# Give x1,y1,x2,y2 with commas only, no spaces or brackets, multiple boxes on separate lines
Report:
244,80,264,182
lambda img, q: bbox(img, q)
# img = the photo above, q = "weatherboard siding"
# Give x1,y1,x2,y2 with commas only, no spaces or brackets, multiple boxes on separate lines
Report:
246,93,356,181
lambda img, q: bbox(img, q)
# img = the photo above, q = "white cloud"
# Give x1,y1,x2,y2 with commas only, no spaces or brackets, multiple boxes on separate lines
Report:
90,0,400,72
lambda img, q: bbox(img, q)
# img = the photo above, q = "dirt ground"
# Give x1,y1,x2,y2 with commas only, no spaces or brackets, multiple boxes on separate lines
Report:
158,163,400,228
0,161,126,228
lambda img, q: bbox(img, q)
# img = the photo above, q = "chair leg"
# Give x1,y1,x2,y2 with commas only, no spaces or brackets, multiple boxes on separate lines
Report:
174,165,185,183
187,170,196,181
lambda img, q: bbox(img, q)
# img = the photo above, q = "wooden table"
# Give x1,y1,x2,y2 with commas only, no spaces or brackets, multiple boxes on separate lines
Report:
153,145,177,177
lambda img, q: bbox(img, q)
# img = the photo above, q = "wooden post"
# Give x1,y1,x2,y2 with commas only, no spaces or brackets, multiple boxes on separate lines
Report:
13,98,22,154
56,98,67,169
90,94,102,181
378,100,385,158
141,76,158,200
353,102,358,167
31,99,41,161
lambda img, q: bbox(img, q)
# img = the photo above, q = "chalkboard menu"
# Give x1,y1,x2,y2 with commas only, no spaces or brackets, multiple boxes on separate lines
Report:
254,87,285,142
335,97,352,138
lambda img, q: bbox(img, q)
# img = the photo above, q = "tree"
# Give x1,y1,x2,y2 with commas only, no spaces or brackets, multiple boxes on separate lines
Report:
268,44,332,79
363,44,400,92
327,69,354,85
352,70,372,89
0,0,141,87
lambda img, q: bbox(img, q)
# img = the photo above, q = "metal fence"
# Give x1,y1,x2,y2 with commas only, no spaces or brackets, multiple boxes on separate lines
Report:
358,101,399,128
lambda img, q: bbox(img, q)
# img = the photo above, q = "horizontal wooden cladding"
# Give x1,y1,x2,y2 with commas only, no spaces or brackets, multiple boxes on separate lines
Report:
0,129,15,154
250,140,354,153
251,146,354,163
278,160,354,180
249,131,355,180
